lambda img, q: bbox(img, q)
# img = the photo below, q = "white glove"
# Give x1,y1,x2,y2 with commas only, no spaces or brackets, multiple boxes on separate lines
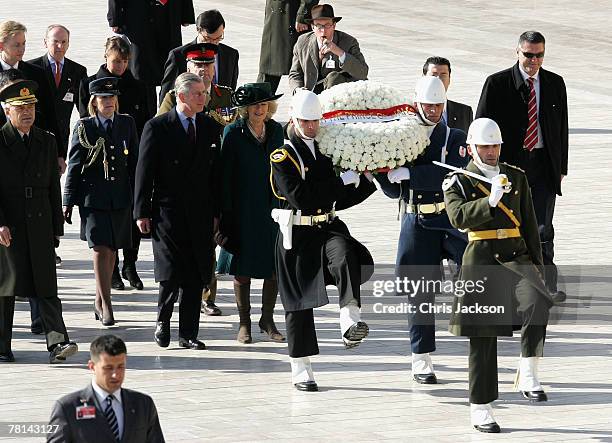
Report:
340,170,360,188
387,167,410,183
488,174,512,207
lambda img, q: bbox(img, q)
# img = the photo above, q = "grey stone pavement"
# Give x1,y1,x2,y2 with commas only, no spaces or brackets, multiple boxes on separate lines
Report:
2,1,612,441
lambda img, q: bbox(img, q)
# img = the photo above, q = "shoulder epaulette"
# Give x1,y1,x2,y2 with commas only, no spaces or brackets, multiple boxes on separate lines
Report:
270,148,288,163
500,162,525,173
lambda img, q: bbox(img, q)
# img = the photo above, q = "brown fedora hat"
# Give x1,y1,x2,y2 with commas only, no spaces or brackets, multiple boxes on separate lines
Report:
306,4,342,23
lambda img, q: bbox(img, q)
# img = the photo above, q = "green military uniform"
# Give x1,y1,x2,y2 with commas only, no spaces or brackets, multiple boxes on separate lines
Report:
157,84,235,126
443,160,553,404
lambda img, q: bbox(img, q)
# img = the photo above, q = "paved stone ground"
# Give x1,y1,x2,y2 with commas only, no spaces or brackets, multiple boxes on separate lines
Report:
1,1,612,441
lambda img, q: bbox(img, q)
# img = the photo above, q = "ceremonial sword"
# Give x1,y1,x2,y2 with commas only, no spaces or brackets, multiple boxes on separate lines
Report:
432,161,511,190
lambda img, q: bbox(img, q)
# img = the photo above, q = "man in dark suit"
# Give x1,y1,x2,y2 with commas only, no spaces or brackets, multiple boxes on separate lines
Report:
288,4,368,94
28,24,87,170
107,0,195,110
159,9,239,104
134,73,218,350
47,335,165,443
423,56,473,133
476,31,568,296
0,20,58,149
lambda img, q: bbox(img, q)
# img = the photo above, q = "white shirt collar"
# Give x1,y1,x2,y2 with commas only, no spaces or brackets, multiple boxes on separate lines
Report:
0,57,18,70
16,128,30,138
91,380,122,406
518,64,539,82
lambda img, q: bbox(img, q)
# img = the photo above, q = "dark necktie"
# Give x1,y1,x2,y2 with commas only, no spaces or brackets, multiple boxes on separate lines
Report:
22,134,29,146
104,395,120,442
106,119,113,137
54,61,61,87
187,117,196,144
524,78,538,151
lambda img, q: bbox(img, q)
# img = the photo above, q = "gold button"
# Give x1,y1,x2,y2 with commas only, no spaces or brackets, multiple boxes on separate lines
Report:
110,177,115,181
417,195,422,199
111,156,115,160
304,167,309,172
514,190,519,195
471,193,476,198
317,209,322,214
494,253,500,258
110,145,114,150
510,209,513,213
435,193,440,197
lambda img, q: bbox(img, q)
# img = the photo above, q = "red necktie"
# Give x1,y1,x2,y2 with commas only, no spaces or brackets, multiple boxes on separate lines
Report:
524,77,538,151
54,61,61,87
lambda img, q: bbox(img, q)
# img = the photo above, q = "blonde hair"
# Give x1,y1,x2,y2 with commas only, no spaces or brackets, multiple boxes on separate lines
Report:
88,94,119,117
0,21,27,43
237,100,278,121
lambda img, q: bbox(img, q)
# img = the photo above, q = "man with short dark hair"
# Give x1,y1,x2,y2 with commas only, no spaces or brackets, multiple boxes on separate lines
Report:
47,335,165,443
159,9,239,103
288,4,368,94
476,31,568,297
423,56,473,133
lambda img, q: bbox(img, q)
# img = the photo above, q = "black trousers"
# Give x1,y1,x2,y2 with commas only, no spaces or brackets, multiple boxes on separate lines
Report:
285,233,362,358
118,221,142,265
157,278,203,340
468,278,550,404
0,296,69,354
525,149,558,292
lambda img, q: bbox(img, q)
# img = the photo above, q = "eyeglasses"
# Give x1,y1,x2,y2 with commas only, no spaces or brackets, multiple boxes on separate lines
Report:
200,32,224,43
312,23,334,31
520,51,545,59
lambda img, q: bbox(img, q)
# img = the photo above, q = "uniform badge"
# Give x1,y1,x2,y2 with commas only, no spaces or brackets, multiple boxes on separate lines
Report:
459,146,466,157
270,149,287,163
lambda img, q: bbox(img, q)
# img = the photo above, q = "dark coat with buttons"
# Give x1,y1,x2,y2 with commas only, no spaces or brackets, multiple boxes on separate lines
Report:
444,161,551,337
107,0,195,86
133,108,218,283
446,99,473,134
0,122,63,298
476,63,568,195
270,126,376,311
63,114,139,210
258,0,318,77
78,66,153,136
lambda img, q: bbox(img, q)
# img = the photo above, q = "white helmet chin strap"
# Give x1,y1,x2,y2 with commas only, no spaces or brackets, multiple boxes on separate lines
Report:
291,116,314,140
416,102,439,127
470,144,500,179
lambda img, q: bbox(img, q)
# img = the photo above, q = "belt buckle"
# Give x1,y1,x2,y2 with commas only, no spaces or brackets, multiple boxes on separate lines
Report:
496,229,508,239
419,204,434,215
25,187,33,199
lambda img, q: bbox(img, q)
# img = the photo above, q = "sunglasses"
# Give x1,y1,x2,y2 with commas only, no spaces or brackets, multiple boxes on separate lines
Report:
520,51,545,59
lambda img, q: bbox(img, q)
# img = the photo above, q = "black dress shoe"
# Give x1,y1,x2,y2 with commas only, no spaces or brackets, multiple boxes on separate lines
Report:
474,422,500,433
201,301,222,316
178,337,206,350
111,268,125,290
154,321,170,348
413,373,438,384
294,381,318,392
49,342,78,364
343,321,369,349
122,266,144,290
522,390,548,402
0,351,15,363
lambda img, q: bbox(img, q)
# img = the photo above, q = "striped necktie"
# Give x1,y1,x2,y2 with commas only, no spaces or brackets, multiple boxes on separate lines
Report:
524,77,538,151
104,395,121,442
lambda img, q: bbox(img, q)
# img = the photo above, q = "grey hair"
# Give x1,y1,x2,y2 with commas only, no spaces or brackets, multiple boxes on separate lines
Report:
236,100,278,121
175,72,203,97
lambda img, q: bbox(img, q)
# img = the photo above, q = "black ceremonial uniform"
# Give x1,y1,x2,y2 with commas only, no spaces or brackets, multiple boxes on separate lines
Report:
270,126,376,357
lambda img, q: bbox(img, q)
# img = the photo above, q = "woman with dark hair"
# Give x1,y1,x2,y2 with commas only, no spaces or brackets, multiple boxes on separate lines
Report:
79,36,153,291
216,82,285,344
64,77,139,326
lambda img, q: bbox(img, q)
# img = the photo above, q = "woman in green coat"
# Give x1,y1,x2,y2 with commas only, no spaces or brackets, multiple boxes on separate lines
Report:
216,83,285,344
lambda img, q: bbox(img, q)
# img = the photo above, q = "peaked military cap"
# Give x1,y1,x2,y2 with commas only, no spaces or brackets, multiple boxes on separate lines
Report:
89,76,121,96
0,79,38,105
183,42,218,64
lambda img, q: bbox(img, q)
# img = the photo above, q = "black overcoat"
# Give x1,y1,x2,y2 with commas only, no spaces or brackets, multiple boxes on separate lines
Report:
107,0,195,85
0,123,63,298
476,63,568,195
270,128,376,311
133,109,218,283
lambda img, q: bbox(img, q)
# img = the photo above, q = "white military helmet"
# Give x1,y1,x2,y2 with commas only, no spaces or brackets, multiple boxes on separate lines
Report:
414,76,446,104
291,89,323,120
466,118,504,146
